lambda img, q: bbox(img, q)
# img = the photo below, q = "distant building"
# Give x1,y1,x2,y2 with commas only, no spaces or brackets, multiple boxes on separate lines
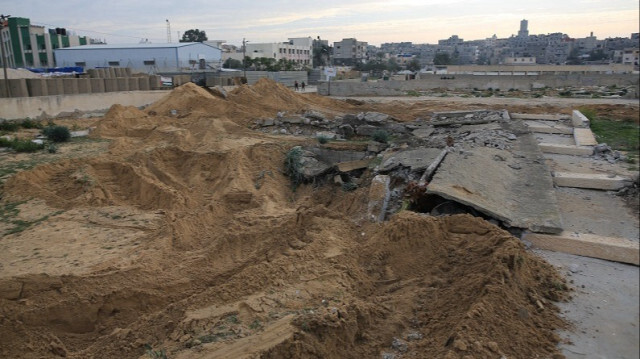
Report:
54,43,222,72
621,48,639,67
332,38,368,66
504,56,536,65
235,38,312,67
0,16,90,68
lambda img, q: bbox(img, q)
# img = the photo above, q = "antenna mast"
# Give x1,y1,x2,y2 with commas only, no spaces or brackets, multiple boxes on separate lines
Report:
166,19,171,43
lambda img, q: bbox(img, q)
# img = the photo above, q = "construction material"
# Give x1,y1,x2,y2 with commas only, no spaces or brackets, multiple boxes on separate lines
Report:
511,113,569,121
572,110,590,128
538,143,593,156
418,148,448,185
523,231,639,266
553,172,631,190
525,122,574,134
573,128,598,146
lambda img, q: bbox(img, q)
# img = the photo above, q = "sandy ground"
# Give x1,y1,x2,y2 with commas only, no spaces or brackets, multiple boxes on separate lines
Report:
0,81,637,359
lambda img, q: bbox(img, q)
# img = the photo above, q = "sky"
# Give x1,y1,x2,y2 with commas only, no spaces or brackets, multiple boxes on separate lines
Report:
4,0,639,46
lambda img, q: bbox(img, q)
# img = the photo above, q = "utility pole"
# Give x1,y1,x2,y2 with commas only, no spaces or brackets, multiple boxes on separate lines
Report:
166,19,171,43
242,38,247,82
0,14,11,98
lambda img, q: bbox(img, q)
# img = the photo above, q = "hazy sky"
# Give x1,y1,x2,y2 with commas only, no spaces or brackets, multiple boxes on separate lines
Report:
4,0,639,46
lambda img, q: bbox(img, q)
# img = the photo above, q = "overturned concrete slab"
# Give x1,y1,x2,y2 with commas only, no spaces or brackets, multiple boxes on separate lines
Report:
380,147,443,172
428,121,563,233
523,231,639,266
572,110,590,128
368,175,391,222
573,128,598,146
538,143,593,156
553,172,632,190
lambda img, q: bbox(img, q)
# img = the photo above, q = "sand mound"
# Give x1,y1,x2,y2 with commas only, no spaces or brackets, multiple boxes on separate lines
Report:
146,82,234,117
0,79,570,359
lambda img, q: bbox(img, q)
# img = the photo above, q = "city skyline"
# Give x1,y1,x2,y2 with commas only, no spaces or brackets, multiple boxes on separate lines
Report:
4,0,639,46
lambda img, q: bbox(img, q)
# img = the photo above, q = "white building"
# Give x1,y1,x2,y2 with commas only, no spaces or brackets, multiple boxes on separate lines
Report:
244,40,311,65
54,43,222,73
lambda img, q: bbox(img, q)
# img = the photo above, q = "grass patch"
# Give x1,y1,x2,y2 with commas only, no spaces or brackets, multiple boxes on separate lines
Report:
371,129,390,143
0,201,62,235
590,117,639,153
0,137,44,153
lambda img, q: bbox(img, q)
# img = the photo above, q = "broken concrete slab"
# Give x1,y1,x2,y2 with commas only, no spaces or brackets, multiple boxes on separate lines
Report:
553,172,632,191
368,175,391,222
525,121,574,135
363,112,392,124
523,231,639,266
428,127,563,233
307,147,366,164
573,128,598,146
380,147,443,172
412,127,435,139
572,110,590,128
511,113,570,121
538,143,594,156
337,159,372,173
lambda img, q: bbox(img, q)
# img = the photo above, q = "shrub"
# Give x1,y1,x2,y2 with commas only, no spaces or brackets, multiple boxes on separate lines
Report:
47,143,58,153
341,182,358,192
371,129,389,143
284,147,304,190
0,121,19,132
43,125,71,143
317,135,330,144
0,137,44,153
20,118,43,129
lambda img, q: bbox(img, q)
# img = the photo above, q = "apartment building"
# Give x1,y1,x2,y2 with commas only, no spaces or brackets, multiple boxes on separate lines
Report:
245,39,311,65
332,38,368,66
0,16,90,68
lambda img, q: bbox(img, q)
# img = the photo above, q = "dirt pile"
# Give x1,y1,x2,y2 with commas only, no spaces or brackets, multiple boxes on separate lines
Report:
0,80,569,359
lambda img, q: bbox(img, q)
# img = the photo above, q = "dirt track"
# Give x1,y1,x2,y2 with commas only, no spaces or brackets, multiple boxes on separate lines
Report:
2,80,634,358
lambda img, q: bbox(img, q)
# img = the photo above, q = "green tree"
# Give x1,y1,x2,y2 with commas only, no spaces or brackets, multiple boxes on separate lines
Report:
180,29,207,42
566,48,582,65
589,49,608,61
312,44,330,67
433,52,452,65
223,58,243,69
407,58,422,72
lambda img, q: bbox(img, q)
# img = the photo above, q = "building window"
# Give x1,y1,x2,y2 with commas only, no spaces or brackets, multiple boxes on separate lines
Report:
108,61,120,66
143,60,156,65
75,62,86,66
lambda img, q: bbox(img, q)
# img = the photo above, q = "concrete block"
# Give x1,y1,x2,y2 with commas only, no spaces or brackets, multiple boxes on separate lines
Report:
124,68,132,77
45,78,64,96
538,143,594,156
138,77,150,91
62,78,79,95
114,68,124,77
97,68,107,78
128,77,139,91
526,122,574,134
87,69,99,78
90,78,105,93
6,79,29,97
149,75,162,89
104,78,118,92
573,128,598,146
523,231,639,266
116,78,129,92
108,67,116,78
77,78,91,94
26,78,48,97
553,172,632,190
572,110,590,128
511,113,569,121
367,174,391,222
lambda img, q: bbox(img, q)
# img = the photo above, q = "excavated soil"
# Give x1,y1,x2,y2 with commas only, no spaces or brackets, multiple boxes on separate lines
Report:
1,80,570,359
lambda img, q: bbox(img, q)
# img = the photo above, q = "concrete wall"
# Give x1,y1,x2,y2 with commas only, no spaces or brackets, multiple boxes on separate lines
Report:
0,74,163,98
205,71,308,87
318,73,640,97
0,91,168,120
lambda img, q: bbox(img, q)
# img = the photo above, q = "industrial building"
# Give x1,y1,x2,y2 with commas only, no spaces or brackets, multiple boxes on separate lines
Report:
54,43,223,73
0,16,90,68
